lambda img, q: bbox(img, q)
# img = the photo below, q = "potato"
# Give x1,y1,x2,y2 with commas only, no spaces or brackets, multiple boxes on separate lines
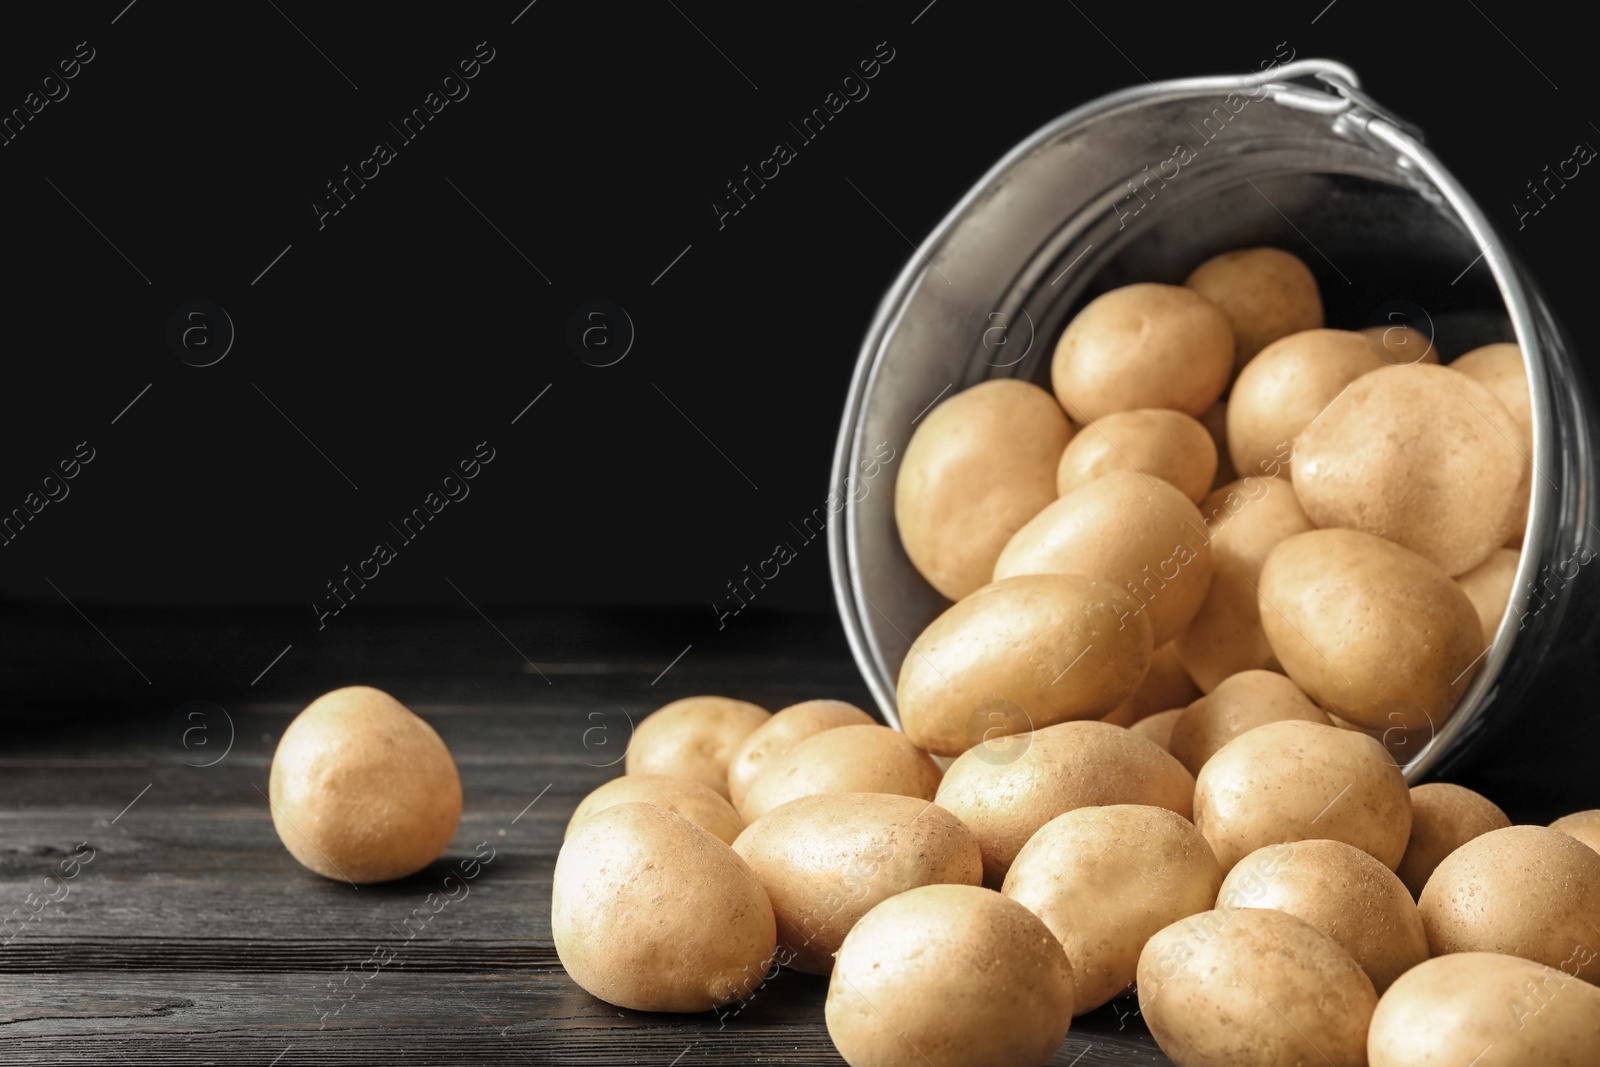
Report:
1258,529,1485,731
1226,328,1381,478
727,700,875,812
1184,247,1324,374
1394,782,1510,898
566,775,743,845
895,379,1073,600
935,720,1195,886
1292,364,1527,575
1361,324,1439,366
826,885,1074,1067
1168,670,1329,776
1219,839,1427,993
739,724,941,822
1051,283,1233,422
733,793,981,975
1419,825,1600,982
1550,809,1600,855
1101,643,1198,727
1054,409,1217,503
1193,718,1411,872
1452,343,1532,448
994,470,1214,646
1138,907,1376,1067
1173,477,1315,691
551,803,775,1011
624,696,768,799
1130,707,1183,750
1198,401,1237,489
897,573,1153,756
1369,953,1600,1067
269,686,461,884
1455,548,1520,645
1004,805,1222,1013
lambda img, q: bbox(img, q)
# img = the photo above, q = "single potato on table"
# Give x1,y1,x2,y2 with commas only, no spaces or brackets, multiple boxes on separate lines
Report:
1168,669,1329,776
1394,782,1510,898
726,699,874,813
1226,327,1382,478
1054,408,1217,503
566,775,743,845
1184,247,1324,374
738,724,941,822
625,696,769,799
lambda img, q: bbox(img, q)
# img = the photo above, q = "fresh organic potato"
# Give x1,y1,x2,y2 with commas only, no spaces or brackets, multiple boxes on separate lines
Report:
1550,809,1600,855
1292,364,1527,575
1138,907,1377,1067
826,885,1074,1067
1452,343,1532,448
269,686,461,884
733,793,981,975
625,696,769,799
1361,324,1439,366
897,573,1153,756
727,700,875,812
1168,670,1329,776
1226,328,1382,478
566,775,744,845
739,725,941,822
1102,643,1198,727
1219,839,1427,993
1394,783,1511,898
1004,805,1222,1014
552,803,775,1011
1193,719,1411,872
935,720,1195,886
895,379,1073,601
1198,401,1237,488
994,470,1214,646
1184,247,1324,374
1130,708,1183,750
1173,477,1315,691
1419,825,1600,982
1051,283,1233,422
1369,953,1600,1067
1054,409,1217,503
1258,529,1485,731
1455,548,1520,645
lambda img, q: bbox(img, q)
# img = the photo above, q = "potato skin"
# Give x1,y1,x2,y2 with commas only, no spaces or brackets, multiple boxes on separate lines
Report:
1130,708,1183,750
1054,409,1217,503
733,793,981,975
1361,324,1439,366
1418,825,1600,983
1101,643,1198,727
1369,953,1600,1067
1455,548,1521,645
1226,328,1381,478
826,885,1074,1067
898,573,1153,757
551,803,776,1012
1258,529,1484,732
269,686,462,884
1138,907,1376,1067
895,379,1073,601
1550,809,1600,855
738,725,941,822
1169,670,1329,776
1003,805,1221,1014
1193,719,1411,873
727,700,875,813
624,696,769,799
1452,343,1531,447
566,775,744,845
935,720,1194,887
1051,283,1234,422
1395,783,1510,899
1184,247,1324,374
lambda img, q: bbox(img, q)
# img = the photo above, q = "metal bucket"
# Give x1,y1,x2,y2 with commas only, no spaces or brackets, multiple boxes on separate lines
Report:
828,58,1600,781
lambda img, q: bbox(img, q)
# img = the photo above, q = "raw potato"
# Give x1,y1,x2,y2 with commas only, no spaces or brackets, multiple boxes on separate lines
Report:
1258,529,1485,731
935,720,1195,886
1218,839,1427,993
1198,401,1237,488
1138,907,1377,1067
1452,343,1532,448
1418,825,1600,982
1054,409,1218,503
625,696,769,799
1395,783,1510,898
895,379,1073,601
1550,809,1600,854
738,724,942,822
1369,953,1600,1067
727,700,875,813
1168,670,1329,776
269,686,461,884
1051,283,1234,422
1361,324,1439,366
1192,718,1411,872
1003,805,1222,1014
566,775,744,845
1102,643,1198,727
1226,328,1381,478
1130,708,1183,750
897,574,1153,756
551,803,775,1011
1292,364,1527,575
1173,477,1315,691
733,793,981,975
994,470,1214,646
1455,548,1520,644
826,885,1074,1067
1184,247,1324,373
